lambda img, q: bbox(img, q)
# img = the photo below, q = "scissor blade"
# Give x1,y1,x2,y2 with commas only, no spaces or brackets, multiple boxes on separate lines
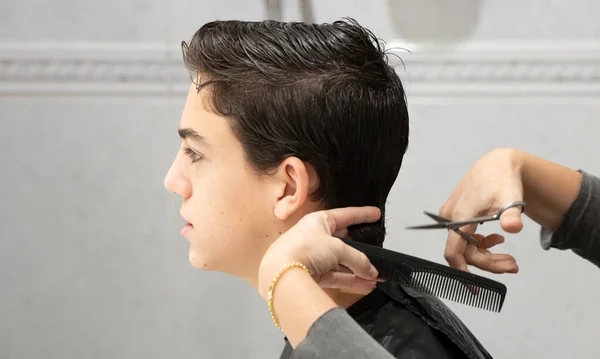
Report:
436,216,498,228
405,223,452,230
423,211,452,223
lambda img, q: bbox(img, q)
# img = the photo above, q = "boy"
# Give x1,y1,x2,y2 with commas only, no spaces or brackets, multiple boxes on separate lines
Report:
164,18,492,358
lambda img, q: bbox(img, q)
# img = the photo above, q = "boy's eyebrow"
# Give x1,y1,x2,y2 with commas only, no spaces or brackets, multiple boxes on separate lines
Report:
178,127,211,147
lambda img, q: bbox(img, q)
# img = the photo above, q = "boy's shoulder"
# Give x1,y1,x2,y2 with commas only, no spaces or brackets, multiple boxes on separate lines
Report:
364,282,493,359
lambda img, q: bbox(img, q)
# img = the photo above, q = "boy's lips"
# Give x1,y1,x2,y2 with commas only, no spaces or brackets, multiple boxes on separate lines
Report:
179,212,194,236
181,222,194,236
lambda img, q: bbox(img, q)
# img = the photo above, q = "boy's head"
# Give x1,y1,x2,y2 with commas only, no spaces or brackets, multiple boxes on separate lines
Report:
164,18,409,279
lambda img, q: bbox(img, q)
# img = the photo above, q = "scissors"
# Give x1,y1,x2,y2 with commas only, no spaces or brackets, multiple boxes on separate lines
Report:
405,201,527,245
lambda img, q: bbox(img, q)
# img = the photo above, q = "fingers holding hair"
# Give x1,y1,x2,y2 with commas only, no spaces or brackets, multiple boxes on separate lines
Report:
322,206,382,235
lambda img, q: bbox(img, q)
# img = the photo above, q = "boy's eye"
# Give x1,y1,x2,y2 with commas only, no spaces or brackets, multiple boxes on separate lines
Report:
184,147,203,163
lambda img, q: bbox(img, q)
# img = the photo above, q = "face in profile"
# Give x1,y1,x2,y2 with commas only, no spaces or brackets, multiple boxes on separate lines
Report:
164,85,318,280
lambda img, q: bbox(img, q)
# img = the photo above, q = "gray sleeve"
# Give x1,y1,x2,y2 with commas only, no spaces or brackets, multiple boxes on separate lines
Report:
540,170,600,268
291,307,394,359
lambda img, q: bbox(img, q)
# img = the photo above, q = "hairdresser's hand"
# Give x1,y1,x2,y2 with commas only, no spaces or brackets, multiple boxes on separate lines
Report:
439,148,524,274
257,207,381,300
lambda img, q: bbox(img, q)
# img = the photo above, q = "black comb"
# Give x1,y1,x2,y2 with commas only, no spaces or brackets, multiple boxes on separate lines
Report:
342,239,507,312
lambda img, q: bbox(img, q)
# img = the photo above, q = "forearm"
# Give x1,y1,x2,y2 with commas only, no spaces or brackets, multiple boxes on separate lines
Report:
513,149,583,231
270,269,395,359
261,266,395,358
270,268,338,348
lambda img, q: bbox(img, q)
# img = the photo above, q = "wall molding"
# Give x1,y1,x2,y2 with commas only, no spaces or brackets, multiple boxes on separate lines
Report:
1,41,600,96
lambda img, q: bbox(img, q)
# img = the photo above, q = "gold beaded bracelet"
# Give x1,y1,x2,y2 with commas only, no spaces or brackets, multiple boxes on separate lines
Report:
267,261,312,330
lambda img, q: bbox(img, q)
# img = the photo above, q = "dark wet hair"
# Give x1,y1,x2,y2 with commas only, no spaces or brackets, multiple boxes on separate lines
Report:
181,18,409,246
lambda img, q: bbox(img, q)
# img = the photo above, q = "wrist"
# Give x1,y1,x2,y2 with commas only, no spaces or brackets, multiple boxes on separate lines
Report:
506,148,582,230
266,262,313,330
266,267,337,347
258,253,296,300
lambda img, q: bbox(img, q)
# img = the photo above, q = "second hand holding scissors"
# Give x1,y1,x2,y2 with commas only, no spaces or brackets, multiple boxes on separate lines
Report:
405,201,527,245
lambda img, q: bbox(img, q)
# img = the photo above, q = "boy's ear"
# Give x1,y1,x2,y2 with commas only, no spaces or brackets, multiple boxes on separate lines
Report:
272,157,316,220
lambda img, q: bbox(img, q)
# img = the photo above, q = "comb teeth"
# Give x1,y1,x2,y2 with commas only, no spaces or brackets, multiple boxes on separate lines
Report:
402,268,505,312
340,239,507,313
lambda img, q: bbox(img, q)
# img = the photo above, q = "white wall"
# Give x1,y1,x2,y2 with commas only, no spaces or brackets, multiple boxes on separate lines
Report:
1,1,599,358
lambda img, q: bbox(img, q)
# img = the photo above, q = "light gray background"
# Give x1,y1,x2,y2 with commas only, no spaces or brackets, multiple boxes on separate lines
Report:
1,1,600,358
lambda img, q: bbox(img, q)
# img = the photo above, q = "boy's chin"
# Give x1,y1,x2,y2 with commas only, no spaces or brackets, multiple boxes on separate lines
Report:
188,250,214,270
188,249,234,273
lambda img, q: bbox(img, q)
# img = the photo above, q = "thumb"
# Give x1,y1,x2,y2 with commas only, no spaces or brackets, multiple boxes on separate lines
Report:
499,207,524,233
